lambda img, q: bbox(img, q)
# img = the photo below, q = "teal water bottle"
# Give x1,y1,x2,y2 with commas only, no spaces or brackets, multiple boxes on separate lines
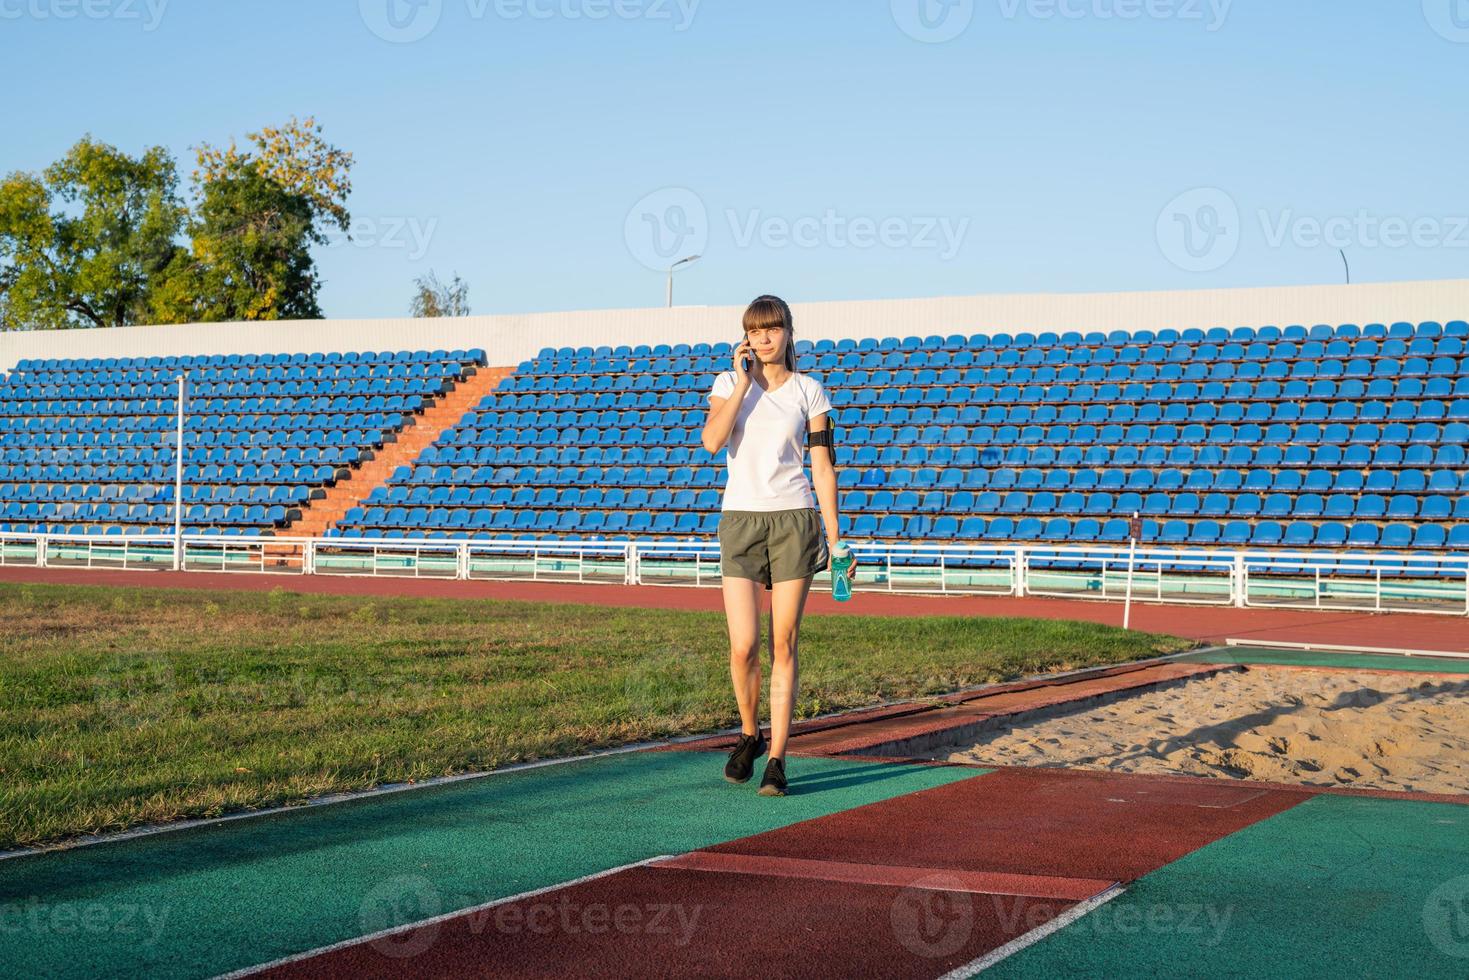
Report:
831,540,855,602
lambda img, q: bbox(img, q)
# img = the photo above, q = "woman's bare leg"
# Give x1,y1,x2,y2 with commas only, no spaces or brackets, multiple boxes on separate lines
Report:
767,575,813,759
721,576,763,736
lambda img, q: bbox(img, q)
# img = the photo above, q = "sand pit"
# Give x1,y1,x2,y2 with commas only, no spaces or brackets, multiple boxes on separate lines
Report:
922,667,1469,796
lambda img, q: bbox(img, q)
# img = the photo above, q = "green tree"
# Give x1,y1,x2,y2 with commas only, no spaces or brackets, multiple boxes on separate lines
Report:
410,270,470,318
0,137,186,330
151,161,321,323
153,116,354,323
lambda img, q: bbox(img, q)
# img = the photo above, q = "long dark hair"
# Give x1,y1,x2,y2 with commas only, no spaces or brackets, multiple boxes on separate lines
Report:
742,294,797,373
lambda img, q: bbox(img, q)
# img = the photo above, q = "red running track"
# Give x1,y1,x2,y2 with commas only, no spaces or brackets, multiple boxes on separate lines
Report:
1,564,1465,652
257,767,1309,979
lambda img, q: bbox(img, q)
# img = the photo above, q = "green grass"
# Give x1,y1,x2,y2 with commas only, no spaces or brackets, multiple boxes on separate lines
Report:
0,580,1192,849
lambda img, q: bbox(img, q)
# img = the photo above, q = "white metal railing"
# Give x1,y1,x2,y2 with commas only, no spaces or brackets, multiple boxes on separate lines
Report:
1,531,1465,615
1237,549,1469,616
1021,545,1239,606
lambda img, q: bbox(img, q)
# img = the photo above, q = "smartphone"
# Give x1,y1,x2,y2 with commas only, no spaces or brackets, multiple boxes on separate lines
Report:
735,338,751,372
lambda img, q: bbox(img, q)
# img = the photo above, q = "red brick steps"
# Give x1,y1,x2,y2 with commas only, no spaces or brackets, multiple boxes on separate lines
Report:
281,365,514,541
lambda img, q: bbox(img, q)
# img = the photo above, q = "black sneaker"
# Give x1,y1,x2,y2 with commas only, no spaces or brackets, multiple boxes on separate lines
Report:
723,731,766,783
757,757,787,796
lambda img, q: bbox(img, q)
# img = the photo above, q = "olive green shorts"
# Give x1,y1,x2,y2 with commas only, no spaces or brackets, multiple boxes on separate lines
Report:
718,508,829,591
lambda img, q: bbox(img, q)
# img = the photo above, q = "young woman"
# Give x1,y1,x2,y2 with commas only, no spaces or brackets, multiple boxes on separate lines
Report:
701,294,855,796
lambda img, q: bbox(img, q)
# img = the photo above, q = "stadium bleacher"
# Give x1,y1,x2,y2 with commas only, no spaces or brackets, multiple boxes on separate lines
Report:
329,318,1468,554
2,320,1465,554
0,349,485,536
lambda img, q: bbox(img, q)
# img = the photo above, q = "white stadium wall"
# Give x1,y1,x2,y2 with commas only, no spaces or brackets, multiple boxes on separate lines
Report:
2,278,1468,370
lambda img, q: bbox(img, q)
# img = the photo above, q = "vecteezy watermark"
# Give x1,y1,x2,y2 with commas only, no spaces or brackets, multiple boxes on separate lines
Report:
359,875,443,959
0,0,169,30
1157,186,1469,273
0,899,172,945
1258,209,1469,251
1422,0,1469,43
990,896,1235,945
359,0,443,43
996,0,1232,31
892,0,1232,41
322,216,439,261
359,0,699,43
466,898,703,946
360,876,703,956
726,208,970,261
624,187,709,273
891,0,974,43
623,187,970,271
1156,186,1240,273
890,874,974,958
1424,875,1469,959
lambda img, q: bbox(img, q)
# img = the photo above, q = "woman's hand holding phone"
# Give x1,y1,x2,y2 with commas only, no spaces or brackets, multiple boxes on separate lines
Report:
732,339,753,385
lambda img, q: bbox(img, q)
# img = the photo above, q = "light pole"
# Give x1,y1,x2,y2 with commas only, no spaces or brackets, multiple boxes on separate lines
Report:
172,374,187,570
666,254,700,308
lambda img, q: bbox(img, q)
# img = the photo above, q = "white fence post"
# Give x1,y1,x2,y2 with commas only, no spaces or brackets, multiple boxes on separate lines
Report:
1123,536,1137,630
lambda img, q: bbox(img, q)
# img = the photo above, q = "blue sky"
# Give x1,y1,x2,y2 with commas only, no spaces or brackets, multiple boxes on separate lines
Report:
5,1,1468,319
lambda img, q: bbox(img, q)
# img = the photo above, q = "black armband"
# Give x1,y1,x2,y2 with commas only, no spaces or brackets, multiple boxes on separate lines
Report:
807,425,836,449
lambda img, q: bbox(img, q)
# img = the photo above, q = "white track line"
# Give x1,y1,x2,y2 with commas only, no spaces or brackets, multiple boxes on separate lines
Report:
212,854,675,979
1223,637,1469,660
937,883,1127,978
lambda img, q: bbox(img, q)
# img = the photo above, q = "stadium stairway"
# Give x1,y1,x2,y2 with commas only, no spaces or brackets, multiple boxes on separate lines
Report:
278,364,514,542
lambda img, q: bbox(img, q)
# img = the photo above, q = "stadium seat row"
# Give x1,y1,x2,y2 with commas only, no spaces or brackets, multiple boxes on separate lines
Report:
9,349,487,373
525,320,1468,363
485,377,1469,410
331,507,1469,552
5,362,466,391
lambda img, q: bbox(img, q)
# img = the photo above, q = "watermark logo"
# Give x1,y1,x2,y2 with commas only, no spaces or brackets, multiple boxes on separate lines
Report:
360,0,443,42
1156,186,1240,272
359,875,443,958
891,0,974,42
0,899,172,944
486,0,699,30
0,0,169,30
996,0,1232,31
471,898,702,945
1258,209,1469,251
361,0,699,42
1424,875,1469,959
624,187,709,273
322,215,439,261
624,187,971,270
1157,188,1469,272
726,207,969,260
891,874,973,958
1423,0,1469,43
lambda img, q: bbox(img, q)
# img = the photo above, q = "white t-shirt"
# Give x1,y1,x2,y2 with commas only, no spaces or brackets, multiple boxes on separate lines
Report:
707,369,833,511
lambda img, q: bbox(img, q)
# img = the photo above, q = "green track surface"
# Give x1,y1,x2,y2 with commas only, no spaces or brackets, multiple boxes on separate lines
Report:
1180,645,1469,673
0,750,984,979
988,794,1469,979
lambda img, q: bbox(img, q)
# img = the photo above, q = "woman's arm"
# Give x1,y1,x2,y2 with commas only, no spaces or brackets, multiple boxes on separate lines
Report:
808,411,840,549
701,379,750,454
